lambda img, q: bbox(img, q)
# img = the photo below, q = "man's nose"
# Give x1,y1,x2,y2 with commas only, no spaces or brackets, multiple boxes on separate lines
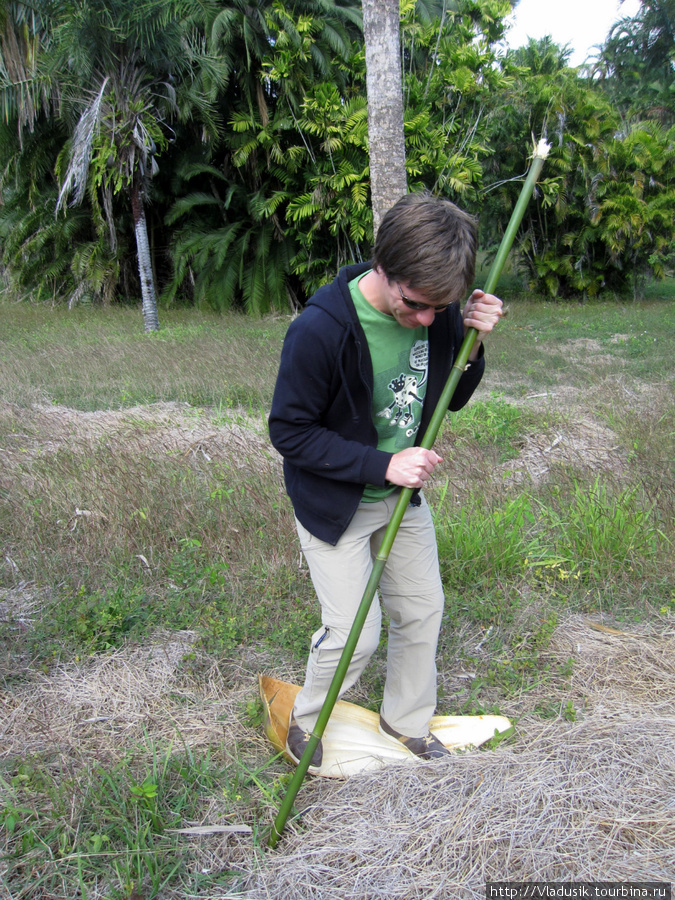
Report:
416,307,437,326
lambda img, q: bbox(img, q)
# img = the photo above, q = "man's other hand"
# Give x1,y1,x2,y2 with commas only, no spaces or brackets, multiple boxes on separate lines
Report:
385,447,443,489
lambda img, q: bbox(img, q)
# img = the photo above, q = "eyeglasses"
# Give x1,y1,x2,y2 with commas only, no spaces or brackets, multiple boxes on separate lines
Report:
397,284,452,313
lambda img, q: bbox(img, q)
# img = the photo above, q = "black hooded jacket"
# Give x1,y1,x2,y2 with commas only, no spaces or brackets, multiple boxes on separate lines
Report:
268,262,485,545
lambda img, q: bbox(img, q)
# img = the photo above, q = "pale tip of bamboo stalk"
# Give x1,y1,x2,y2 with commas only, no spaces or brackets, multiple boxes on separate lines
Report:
535,139,552,160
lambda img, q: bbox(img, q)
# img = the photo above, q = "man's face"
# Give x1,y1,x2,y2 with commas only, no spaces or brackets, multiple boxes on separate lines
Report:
382,281,453,329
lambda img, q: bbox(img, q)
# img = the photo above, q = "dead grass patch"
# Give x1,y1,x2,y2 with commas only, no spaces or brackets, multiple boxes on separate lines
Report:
499,417,627,484
3,617,673,898
560,337,628,366
0,632,285,763
0,400,276,471
547,614,675,714
239,616,675,899
245,712,673,898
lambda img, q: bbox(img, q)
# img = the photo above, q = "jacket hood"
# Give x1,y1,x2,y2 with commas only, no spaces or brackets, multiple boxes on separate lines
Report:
305,261,372,327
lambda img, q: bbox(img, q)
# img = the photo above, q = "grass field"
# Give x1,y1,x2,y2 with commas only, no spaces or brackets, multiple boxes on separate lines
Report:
1,291,674,898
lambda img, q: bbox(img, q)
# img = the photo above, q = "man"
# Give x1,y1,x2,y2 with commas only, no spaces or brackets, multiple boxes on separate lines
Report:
268,192,503,771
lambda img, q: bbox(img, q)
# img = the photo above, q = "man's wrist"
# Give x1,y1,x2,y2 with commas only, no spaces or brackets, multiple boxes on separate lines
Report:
467,339,485,362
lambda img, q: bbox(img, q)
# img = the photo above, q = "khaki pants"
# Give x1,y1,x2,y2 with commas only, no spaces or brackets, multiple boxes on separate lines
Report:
293,493,445,738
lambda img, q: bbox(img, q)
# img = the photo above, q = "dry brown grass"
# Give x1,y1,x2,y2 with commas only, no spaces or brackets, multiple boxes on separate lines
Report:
2,617,673,898
241,616,675,899
497,416,628,485
0,399,277,473
248,715,673,898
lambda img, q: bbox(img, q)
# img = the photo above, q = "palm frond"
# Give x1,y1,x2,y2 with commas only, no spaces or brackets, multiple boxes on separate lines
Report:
56,75,108,212
164,192,223,226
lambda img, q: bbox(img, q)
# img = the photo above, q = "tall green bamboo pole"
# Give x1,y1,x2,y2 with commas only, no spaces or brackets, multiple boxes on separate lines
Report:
268,140,551,849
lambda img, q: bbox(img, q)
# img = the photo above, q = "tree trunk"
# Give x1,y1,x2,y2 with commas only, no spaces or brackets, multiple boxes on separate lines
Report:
131,182,159,332
362,0,408,236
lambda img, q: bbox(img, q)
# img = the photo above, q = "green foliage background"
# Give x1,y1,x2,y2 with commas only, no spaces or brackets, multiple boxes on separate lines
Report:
1,0,673,312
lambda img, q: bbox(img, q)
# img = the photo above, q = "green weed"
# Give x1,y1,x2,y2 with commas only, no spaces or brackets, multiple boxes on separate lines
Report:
447,392,534,462
454,612,564,714
435,475,668,604
1,740,278,899
436,492,545,586
533,698,577,722
547,478,665,582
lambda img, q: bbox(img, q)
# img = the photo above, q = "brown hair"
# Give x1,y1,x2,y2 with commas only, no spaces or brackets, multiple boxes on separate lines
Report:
372,191,477,305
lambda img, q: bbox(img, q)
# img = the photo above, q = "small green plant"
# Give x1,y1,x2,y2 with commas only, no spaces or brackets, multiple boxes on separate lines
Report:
167,537,230,594
448,393,530,462
562,699,577,722
436,492,546,587
130,777,162,833
0,739,282,898
486,613,559,697
1,801,35,839
549,478,665,581
245,697,265,729
481,723,516,749
534,698,577,722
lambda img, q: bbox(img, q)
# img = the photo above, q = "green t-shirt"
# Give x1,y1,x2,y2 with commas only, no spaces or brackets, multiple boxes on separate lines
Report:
349,273,429,501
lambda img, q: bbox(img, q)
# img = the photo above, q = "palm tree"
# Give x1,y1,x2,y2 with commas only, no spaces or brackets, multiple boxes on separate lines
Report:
51,0,226,330
598,0,675,124
163,0,362,312
55,61,168,331
0,0,55,140
362,0,407,233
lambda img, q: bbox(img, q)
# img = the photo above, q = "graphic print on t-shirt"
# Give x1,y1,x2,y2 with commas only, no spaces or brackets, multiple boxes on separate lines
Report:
376,339,428,437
